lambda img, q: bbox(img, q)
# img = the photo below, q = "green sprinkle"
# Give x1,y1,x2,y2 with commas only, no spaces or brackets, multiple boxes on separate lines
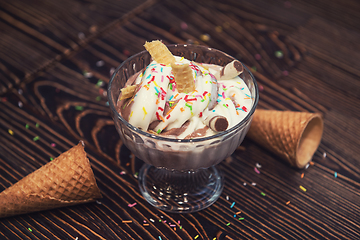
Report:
96,79,104,87
35,123,40,128
226,222,231,226
135,172,139,176
185,103,192,111
180,226,182,229
261,192,266,196
28,228,32,232
75,106,84,111
159,219,162,222
157,129,161,134
275,50,284,58
238,217,244,220
50,157,54,161
251,66,257,72
33,136,40,141
96,96,101,101
25,124,29,129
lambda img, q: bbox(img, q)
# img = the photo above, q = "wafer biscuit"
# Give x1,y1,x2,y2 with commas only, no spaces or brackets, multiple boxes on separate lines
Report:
144,40,175,65
171,63,195,93
120,85,137,100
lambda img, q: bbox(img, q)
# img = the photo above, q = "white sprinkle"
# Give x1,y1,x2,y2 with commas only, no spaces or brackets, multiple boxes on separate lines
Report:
305,163,310,169
323,152,327,159
110,67,116,76
75,237,78,240
226,195,229,200
150,218,155,222
96,200,102,205
256,163,262,168
78,32,85,40
251,182,256,186
18,101,23,108
96,60,105,67
18,89,23,95
120,171,126,175
243,182,247,186
84,72,93,78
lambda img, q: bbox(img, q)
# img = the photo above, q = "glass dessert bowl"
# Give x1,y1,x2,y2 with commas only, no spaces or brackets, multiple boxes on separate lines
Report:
108,44,259,213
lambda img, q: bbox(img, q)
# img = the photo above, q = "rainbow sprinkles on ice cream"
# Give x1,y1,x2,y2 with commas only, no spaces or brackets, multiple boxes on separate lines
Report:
118,40,253,139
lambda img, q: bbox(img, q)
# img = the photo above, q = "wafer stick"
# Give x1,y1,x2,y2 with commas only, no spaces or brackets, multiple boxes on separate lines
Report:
214,60,244,80
203,112,229,132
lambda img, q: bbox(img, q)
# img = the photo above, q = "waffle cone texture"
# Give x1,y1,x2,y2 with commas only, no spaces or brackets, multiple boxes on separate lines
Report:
247,110,324,168
0,142,102,218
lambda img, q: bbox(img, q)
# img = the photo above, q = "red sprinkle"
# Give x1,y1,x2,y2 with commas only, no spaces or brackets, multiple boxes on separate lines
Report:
199,112,203,117
203,91,208,96
147,76,155,84
242,106,248,112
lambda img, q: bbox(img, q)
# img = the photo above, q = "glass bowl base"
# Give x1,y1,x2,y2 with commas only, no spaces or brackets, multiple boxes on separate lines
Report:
138,163,224,213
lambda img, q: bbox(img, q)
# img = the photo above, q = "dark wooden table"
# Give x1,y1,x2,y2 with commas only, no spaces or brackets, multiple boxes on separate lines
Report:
1,0,359,239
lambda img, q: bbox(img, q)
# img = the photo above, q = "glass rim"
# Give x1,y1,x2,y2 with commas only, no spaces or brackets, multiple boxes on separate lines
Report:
108,44,259,143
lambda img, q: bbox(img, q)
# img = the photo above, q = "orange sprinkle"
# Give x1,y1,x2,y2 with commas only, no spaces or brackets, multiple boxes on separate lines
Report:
122,220,132,223
126,162,130,166
143,224,149,226
301,173,304,178
286,201,290,205
156,99,159,105
235,211,241,215
309,161,315,166
236,111,239,115
232,93,236,98
180,107,185,112
174,227,176,231
174,93,179,98
144,85,149,90
159,115,165,122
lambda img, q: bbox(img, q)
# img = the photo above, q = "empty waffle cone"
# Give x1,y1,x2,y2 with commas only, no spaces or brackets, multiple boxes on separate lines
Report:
171,62,195,93
247,110,324,168
0,142,102,218
144,40,175,65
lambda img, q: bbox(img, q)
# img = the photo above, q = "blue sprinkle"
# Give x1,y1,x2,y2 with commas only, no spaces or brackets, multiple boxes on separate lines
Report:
334,172,337,178
159,237,162,240
169,95,174,101
234,214,237,217
146,74,151,79
230,202,235,208
212,109,215,112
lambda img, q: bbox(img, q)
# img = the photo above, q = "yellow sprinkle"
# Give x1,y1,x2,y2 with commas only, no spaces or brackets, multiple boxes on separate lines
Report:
299,185,307,192
153,81,160,88
8,129,14,135
225,98,231,101
194,235,199,239
143,107,147,120
180,57,184,61
130,111,133,118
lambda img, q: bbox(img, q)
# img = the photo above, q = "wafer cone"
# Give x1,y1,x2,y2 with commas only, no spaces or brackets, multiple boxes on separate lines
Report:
144,40,175,65
247,110,323,168
0,142,102,218
171,62,195,93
